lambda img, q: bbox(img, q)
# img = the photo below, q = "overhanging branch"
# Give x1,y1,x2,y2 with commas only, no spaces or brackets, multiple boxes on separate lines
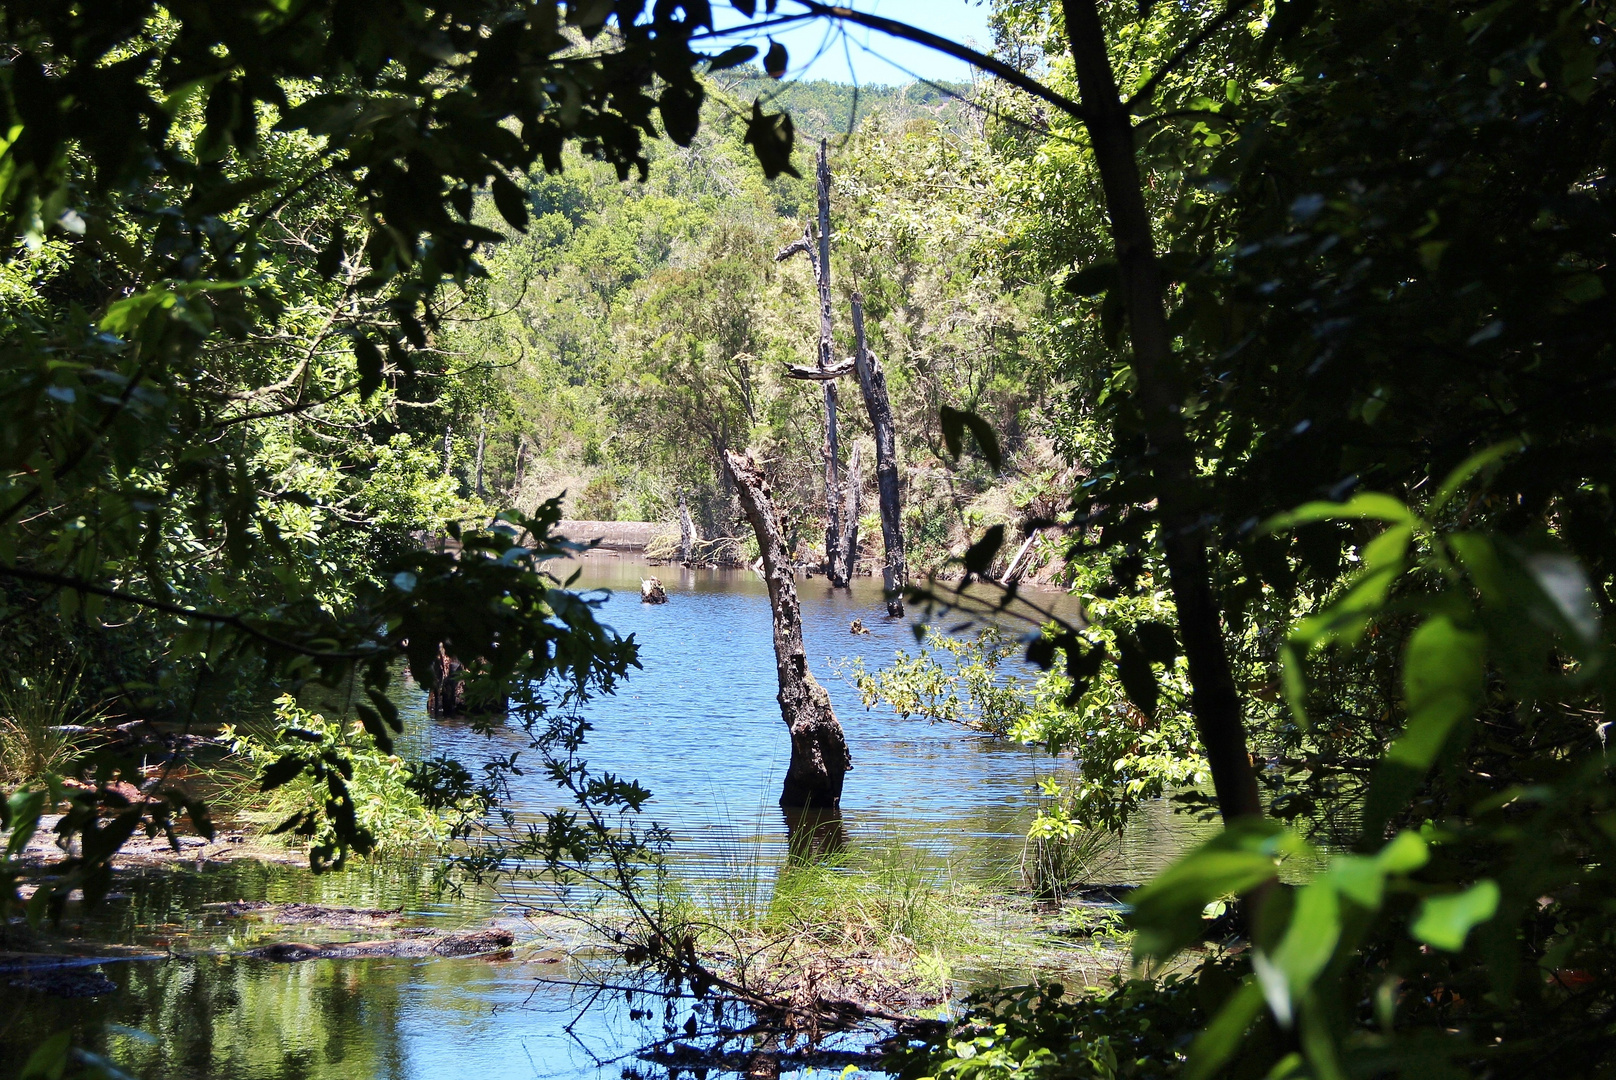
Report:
793,1,1089,123
0,564,374,660
1124,0,1260,114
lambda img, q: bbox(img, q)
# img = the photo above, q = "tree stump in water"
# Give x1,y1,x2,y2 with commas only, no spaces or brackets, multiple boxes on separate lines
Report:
640,577,669,604
427,643,465,717
723,450,852,810
426,644,507,718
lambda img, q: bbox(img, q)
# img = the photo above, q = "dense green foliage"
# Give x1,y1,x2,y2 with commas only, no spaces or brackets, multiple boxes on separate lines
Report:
446,74,1058,568
4,0,1616,1077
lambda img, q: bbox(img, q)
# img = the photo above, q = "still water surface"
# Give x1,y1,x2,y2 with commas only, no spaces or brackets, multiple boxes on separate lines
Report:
3,557,1205,1080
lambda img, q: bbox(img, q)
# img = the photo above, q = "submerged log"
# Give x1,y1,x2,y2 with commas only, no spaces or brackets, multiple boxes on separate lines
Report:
641,577,669,604
723,450,852,810
246,927,515,962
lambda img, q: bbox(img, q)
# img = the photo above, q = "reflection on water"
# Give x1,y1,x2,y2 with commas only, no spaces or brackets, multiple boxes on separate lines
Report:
4,556,1210,1080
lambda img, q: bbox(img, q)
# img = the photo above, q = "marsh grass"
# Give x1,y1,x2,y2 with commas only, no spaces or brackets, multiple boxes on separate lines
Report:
644,833,1134,1016
0,662,98,784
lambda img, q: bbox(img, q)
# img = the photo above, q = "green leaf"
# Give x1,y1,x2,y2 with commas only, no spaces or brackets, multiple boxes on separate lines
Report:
354,702,394,754
20,1031,72,1080
743,100,799,179
1412,879,1500,951
763,39,788,78
1361,616,1485,838
1134,620,1178,663
1428,439,1524,513
1115,634,1159,719
1280,644,1310,728
316,226,346,279
1256,879,1340,1027
1391,615,1486,770
1183,980,1264,1080
7,789,45,860
352,335,385,400
1261,492,1417,533
1130,821,1309,960
962,525,1004,577
939,406,1003,472
260,754,307,792
706,44,757,70
1063,260,1117,297
367,686,403,733
490,174,530,233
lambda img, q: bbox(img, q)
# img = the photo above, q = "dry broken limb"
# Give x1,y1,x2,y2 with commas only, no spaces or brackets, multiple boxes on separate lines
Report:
721,449,851,811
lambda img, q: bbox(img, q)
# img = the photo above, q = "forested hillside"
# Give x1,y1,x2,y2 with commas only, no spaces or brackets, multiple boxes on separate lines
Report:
4,3,1616,1079
444,73,1059,573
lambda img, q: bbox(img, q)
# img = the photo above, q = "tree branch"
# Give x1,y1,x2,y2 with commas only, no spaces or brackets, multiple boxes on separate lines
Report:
0,564,374,660
783,360,855,381
793,1,1090,123
1124,0,1260,114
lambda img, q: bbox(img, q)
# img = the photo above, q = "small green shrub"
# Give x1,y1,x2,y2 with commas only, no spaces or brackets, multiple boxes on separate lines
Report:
576,475,621,520
223,695,470,858
0,663,97,785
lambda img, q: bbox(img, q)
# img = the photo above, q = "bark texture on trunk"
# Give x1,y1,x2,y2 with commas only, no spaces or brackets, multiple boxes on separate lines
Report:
427,643,464,718
473,417,486,497
724,450,852,810
849,295,906,616
677,493,696,565
814,140,847,586
772,140,851,587
1060,0,1261,823
838,441,862,579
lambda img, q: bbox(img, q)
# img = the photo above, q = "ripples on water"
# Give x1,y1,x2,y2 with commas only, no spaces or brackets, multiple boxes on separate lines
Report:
2,556,1209,1080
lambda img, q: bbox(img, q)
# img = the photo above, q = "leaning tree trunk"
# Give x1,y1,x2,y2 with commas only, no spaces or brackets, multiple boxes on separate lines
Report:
1061,0,1261,823
723,450,852,809
849,294,906,615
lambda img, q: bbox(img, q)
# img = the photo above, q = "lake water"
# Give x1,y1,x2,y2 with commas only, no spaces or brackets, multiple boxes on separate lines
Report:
2,557,1208,1080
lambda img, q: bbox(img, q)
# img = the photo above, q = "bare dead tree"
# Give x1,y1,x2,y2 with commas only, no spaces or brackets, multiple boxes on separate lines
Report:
678,492,696,565
839,441,862,580
723,449,851,809
776,139,851,587
850,295,905,615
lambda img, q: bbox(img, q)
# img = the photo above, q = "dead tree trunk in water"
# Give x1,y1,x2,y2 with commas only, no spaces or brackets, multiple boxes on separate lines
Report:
849,295,905,616
814,141,846,586
839,442,862,578
775,140,848,586
723,450,852,809
427,644,465,717
677,493,696,565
